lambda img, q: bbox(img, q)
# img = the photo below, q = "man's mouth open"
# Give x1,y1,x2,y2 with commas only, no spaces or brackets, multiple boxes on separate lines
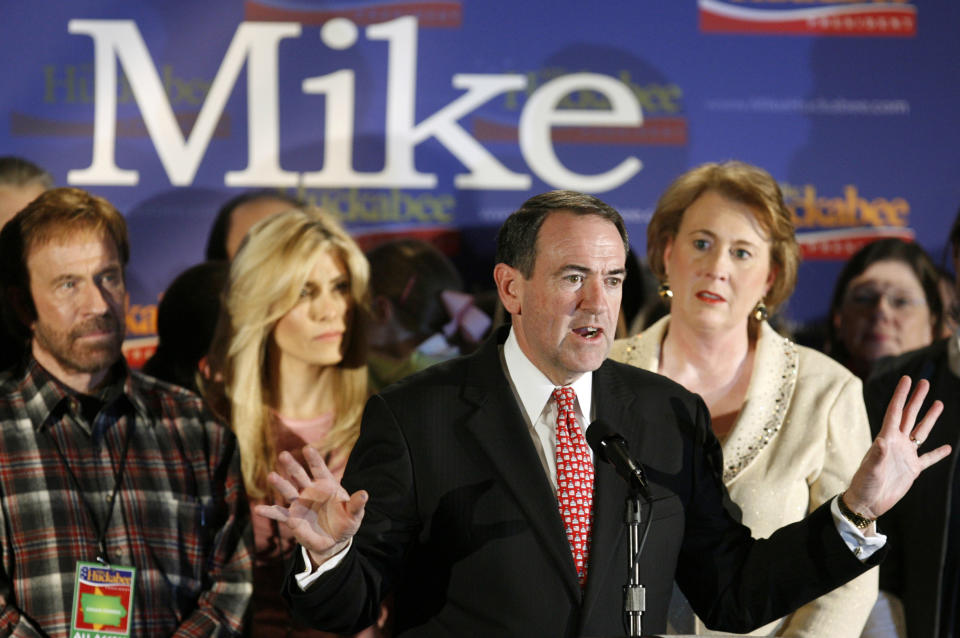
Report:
573,326,602,339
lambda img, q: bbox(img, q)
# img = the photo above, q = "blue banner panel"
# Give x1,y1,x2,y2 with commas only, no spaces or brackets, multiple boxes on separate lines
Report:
2,0,958,364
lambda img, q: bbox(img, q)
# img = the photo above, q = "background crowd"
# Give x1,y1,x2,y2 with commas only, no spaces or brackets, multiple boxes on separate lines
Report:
0,154,957,637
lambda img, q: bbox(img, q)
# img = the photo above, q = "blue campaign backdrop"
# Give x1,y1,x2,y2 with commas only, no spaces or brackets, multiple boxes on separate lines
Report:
2,0,958,362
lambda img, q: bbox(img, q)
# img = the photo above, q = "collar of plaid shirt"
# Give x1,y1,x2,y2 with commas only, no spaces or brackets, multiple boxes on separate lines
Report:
15,357,149,435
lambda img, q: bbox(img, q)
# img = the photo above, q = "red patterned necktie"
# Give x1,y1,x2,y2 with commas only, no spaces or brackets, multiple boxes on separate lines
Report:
552,386,594,587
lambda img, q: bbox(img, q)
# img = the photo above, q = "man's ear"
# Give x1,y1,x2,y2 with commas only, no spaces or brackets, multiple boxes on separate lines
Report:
493,263,523,316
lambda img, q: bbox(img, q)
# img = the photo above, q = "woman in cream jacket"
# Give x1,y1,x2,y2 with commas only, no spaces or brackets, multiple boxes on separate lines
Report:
610,161,877,637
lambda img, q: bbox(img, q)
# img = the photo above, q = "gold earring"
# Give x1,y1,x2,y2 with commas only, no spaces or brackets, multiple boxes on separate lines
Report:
752,300,768,322
658,281,673,299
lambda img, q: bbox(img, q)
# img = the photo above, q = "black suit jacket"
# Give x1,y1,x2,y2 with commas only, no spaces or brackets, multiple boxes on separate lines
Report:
865,339,960,638
285,328,878,637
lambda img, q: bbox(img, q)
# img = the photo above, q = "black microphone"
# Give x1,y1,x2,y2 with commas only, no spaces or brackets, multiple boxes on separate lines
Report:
586,420,650,498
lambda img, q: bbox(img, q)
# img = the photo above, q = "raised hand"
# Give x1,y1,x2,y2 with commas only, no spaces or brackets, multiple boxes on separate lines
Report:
844,376,952,521
254,445,368,567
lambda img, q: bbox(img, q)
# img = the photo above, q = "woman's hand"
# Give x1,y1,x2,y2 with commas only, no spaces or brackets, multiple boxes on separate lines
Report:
254,445,368,568
844,376,951,520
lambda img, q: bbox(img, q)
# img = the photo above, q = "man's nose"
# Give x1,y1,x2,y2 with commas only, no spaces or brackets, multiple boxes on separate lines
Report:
83,281,112,314
579,277,607,313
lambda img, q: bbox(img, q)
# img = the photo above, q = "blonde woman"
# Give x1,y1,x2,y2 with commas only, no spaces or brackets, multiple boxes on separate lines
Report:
610,161,877,637
203,207,382,637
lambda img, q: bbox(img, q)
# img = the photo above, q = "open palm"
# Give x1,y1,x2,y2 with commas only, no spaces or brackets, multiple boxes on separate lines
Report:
845,376,951,520
254,446,368,567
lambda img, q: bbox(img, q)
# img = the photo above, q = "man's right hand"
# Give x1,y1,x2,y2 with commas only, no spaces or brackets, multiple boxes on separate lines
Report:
254,445,368,568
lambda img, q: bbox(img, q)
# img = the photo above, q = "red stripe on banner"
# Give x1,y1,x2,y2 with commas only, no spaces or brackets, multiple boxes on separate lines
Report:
355,228,461,255
244,1,463,27
700,9,916,37
472,116,688,146
798,229,915,261
10,111,231,139
123,337,158,370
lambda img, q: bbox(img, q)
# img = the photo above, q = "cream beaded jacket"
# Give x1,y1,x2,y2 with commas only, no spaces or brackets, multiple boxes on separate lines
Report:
609,316,878,638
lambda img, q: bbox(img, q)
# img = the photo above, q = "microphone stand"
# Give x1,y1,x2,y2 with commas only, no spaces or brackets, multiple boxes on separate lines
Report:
623,486,650,637
584,422,653,636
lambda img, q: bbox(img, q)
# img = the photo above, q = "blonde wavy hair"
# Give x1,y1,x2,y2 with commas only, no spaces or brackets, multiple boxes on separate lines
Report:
202,207,370,498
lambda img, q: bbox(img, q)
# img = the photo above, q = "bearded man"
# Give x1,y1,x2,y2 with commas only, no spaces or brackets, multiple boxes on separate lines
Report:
0,187,252,637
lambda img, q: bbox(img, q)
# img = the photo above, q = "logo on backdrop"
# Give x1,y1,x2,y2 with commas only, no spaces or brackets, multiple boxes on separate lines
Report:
478,68,687,147
699,0,917,37
783,182,914,260
61,16,649,193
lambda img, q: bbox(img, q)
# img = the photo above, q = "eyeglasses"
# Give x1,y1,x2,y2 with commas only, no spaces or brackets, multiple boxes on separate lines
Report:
844,287,927,312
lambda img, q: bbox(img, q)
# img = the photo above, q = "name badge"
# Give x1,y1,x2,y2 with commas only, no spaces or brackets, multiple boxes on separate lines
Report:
70,562,137,637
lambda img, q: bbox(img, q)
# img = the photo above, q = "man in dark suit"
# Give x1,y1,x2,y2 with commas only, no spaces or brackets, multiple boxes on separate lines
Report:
860,208,960,638
260,191,950,637
865,337,960,638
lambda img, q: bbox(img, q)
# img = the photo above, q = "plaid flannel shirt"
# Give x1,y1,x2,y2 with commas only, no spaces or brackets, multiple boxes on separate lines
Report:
0,358,252,637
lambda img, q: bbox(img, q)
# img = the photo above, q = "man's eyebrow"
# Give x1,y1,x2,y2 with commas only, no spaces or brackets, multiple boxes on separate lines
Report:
556,265,627,276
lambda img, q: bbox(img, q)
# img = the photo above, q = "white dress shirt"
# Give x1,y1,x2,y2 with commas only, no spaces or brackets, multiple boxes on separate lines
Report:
501,327,595,490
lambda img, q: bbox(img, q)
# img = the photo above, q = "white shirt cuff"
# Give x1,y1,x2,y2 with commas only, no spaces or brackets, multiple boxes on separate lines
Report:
831,496,886,561
294,539,353,590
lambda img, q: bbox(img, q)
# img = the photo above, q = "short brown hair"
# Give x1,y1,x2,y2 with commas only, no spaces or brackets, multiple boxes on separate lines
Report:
647,161,799,312
0,187,129,326
496,190,628,278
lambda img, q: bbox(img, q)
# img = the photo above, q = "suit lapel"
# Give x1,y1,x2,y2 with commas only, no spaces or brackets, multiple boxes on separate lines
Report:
926,345,960,479
931,342,960,450
461,330,582,600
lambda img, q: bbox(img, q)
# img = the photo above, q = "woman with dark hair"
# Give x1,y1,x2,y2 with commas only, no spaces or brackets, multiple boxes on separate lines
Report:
828,238,942,379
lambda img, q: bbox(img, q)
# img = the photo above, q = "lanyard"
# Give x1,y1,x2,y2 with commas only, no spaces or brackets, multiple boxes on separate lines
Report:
45,414,134,566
